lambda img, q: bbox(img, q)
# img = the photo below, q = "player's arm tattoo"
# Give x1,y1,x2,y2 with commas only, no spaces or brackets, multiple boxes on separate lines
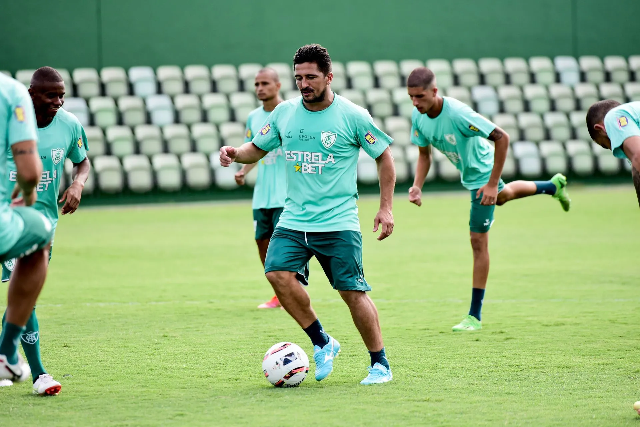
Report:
487,128,504,141
13,148,36,156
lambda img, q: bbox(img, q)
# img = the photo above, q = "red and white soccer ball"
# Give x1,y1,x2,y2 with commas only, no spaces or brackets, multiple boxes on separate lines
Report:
262,342,309,387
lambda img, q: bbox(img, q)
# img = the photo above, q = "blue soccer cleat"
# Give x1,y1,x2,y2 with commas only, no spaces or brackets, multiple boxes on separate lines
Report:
313,335,340,381
360,363,393,385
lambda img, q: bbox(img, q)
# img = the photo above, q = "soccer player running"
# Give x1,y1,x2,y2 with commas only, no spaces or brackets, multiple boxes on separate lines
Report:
586,100,640,206
0,73,54,390
1,67,90,395
220,44,396,385
407,67,571,332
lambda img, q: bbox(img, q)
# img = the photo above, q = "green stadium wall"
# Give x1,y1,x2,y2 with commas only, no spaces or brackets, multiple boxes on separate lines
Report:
1,0,639,73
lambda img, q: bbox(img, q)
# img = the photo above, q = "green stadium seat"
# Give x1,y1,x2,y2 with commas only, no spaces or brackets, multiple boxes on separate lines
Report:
84,127,106,159
229,92,257,123
211,64,238,94
497,85,524,114
628,56,640,81
146,95,174,126
156,66,184,96
390,145,405,162
244,162,258,187
599,83,625,103
72,68,100,98
134,125,164,157
373,60,401,89
501,150,517,179
64,158,95,194
538,140,568,174
426,59,453,89
266,63,294,91
517,112,545,142
284,90,300,100
431,147,460,181
191,123,220,154
504,58,530,86
574,83,599,110
604,56,629,83
89,97,117,129
238,63,262,92
174,94,202,125
63,98,90,127
478,58,505,87
117,96,146,127
210,152,240,189
128,66,157,97
553,56,580,86
384,116,411,147
452,58,479,87
152,153,182,191
529,57,555,85
163,124,191,155
219,122,245,147
0,70,11,77
492,113,519,140
15,69,35,87
512,141,542,178
399,60,424,82
101,67,129,98
592,142,621,175
339,89,365,108
523,84,550,113
395,160,410,183
123,154,153,193
56,69,74,97
579,56,605,84
366,89,393,118
181,152,211,190
543,112,571,141
346,61,374,90
624,82,640,102
329,62,346,91
445,86,471,106
392,87,413,118
372,117,385,134
357,151,378,184
471,86,499,116
106,126,135,158
569,110,590,141
93,155,123,193
548,84,575,113
184,65,211,95
565,139,594,175
202,93,230,124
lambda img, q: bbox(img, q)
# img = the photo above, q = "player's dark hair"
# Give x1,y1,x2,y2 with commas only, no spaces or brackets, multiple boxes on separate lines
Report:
586,99,621,140
407,67,436,88
31,66,63,86
293,44,332,76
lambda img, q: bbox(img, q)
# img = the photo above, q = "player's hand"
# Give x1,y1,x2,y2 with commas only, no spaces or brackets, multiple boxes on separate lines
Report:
409,186,422,207
234,169,246,186
373,209,394,241
219,146,238,167
477,183,498,206
59,181,84,215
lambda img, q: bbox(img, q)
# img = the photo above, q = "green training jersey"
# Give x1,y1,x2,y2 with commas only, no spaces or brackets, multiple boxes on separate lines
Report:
6,107,88,231
603,101,640,162
0,74,38,255
252,94,392,232
245,106,287,209
411,96,497,190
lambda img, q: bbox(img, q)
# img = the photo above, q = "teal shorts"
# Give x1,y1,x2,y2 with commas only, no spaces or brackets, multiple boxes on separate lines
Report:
469,180,505,234
253,207,284,240
0,207,53,264
265,228,370,292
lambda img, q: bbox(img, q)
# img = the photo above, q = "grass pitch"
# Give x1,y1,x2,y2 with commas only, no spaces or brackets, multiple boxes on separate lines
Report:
2,186,639,426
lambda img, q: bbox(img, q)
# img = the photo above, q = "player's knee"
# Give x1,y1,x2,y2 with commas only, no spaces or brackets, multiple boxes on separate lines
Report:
265,270,294,288
496,189,510,206
470,233,488,254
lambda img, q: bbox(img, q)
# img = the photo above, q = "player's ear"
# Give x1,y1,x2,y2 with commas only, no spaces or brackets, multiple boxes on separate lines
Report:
276,81,281,91
326,72,333,84
594,123,606,134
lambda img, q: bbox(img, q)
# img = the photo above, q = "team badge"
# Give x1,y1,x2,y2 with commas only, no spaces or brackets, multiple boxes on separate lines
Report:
445,134,457,145
21,331,39,345
618,116,629,128
77,137,83,149
364,131,377,145
246,129,252,139
414,130,419,137
51,148,65,165
320,131,337,149
14,106,25,122
469,125,480,132
260,124,271,135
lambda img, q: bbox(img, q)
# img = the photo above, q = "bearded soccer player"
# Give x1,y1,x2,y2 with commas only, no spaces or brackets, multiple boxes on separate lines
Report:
0,73,54,390
586,100,640,206
1,67,90,395
407,67,571,332
220,44,396,384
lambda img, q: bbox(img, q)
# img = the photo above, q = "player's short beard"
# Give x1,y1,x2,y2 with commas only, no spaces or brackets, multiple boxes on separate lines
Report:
302,88,326,104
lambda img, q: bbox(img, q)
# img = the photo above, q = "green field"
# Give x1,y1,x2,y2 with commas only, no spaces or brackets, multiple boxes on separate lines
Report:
2,187,639,426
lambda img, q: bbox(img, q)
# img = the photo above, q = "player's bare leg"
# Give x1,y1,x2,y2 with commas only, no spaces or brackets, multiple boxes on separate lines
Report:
453,232,488,332
338,290,383,351
257,240,280,308
496,181,536,204
265,271,316,326
497,175,570,211
632,166,640,207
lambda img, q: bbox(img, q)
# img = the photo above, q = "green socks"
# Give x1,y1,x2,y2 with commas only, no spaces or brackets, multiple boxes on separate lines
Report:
0,319,24,365
2,308,46,379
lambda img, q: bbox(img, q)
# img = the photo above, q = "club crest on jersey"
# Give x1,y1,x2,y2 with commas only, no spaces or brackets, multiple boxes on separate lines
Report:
364,132,377,145
321,131,337,149
469,125,480,132
260,124,271,135
14,106,25,122
618,116,629,128
445,134,457,145
51,148,65,165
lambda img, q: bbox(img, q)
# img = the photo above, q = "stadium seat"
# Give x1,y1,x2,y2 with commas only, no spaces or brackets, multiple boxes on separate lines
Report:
284,90,300,100
117,96,146,127
569,110,591,141
548,84,575,113
181,152,211,190
330,62,347,91
191,123,220,154
390,145,406,162
265,63,294,91
229,92,257,123
503,57,530,86
202,93,230,124
209,152,240,189
529,57,556,85
63,98,90,127
431,148,460,181
492,113,519,140
339,89,365,108
238,63,262,92
57,69,74,97
72,68,101,98
101,67,129,98
156,66,184,96
357,151,378,184
134,124,164,157
471,86,499,116
219,122,245,148
426,59,453,88
128,66,157,97
478,58,505,87
517,112,545,142
394,158,410,183
89,97,117,129
543,112,571,142
106,126,135,158
0,70,10,77
511,141,542,177
366,89,393,118
565,139,594,175
624,82,640,102
15,69,35,87
346,61,374,90
211,64,239,94
146,95,174,126
592,142,621,175
373,60,401,89
184,65,212,95
399,60,424,82
538,140,568,174
452,59,479,87
84,127,106,158
523,84,550,113
372,117,385,133
392,87,413,118
604,56,629,83
405,145,436,182
574,83,599,111
628,55,640,82
445,86,472,106
152,153,182,191
579,56,605,84
163,124,191,155
384,116,411,147
599,83,625,104
174,94,202,125
122,154,153,193
501,150,517,179
553,56,580,86
93,155,123,193
497,85,524,114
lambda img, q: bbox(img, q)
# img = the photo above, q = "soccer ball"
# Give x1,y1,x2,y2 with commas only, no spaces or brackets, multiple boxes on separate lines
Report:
262,342,309,387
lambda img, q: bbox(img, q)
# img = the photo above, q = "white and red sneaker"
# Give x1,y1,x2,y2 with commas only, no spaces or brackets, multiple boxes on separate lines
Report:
33,374,61,396
0,354,30,382
257,296,281,309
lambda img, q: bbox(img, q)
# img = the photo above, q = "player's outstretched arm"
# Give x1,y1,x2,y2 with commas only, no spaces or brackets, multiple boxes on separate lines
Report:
11,139,42,207
477,126,510,205
373,147,395,241
621,136,640,207
220,143,268,167
409,145,432,207
60,157,91,215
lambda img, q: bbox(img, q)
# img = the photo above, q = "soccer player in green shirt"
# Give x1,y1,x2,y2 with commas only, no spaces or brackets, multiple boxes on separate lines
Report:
220,45,396,385
407,67,571,332
1,67,90,395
